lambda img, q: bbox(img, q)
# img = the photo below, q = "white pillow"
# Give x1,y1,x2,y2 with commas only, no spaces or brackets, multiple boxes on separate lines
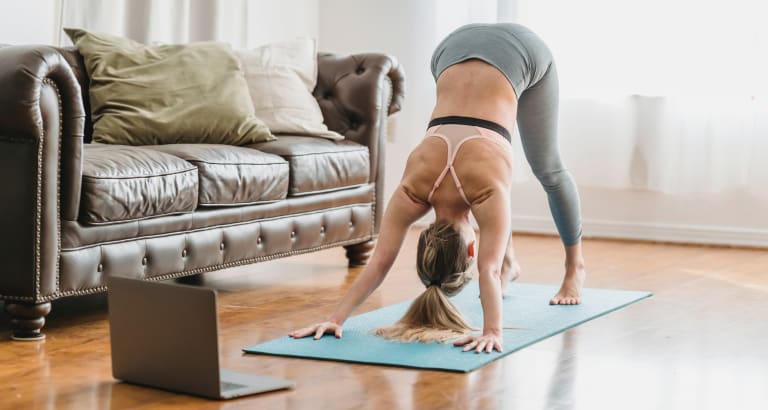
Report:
237,38,343,140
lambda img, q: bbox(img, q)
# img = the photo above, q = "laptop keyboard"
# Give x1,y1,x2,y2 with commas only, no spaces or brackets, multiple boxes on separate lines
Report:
221,381,248,391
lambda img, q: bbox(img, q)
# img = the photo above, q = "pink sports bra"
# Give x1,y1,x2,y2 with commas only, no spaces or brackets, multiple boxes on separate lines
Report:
425,124,508,206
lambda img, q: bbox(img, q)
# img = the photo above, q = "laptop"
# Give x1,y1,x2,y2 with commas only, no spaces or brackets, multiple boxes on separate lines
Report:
107,276,294,400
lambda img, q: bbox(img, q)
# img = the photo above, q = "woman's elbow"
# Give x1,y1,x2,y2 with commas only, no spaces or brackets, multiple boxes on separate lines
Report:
478,265,502,281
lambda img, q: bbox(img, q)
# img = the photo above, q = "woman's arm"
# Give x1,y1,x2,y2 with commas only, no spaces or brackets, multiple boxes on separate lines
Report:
454,186,511,353
289,185,429,339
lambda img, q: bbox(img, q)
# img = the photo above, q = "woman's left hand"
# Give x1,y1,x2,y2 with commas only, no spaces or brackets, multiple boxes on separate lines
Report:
453,332,503,353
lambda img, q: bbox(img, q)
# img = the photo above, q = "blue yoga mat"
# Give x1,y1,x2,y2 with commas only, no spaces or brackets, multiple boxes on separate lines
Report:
244,282,651,372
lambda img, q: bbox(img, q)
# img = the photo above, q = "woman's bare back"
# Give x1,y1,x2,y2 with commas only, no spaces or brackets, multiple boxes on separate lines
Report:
433,59,518,130
400,132,513,210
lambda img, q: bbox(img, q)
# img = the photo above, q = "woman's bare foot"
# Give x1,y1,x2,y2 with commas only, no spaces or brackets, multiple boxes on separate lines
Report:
500,256,522,298
550,264,586,305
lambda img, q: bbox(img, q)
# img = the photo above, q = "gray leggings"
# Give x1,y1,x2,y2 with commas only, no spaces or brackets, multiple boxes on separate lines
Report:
432,23,582,245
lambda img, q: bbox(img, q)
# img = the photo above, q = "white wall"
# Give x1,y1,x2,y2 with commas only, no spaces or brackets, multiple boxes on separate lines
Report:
511,184,768,247
0,0,60,45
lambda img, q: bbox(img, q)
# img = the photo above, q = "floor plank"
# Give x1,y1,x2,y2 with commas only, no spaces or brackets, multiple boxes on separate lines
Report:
1,231,767,410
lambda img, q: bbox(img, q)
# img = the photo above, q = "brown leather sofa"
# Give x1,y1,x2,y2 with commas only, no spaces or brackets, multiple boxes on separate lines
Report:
0,44,405,341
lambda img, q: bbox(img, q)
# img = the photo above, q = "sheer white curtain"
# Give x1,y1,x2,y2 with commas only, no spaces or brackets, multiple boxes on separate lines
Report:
60,0,318,48
435,0,768,196
510,0,768,196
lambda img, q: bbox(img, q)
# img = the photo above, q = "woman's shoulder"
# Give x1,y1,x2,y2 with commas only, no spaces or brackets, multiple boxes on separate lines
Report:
455,139,514,198
399,140,446,198
404,138,448,175
459,137,513,169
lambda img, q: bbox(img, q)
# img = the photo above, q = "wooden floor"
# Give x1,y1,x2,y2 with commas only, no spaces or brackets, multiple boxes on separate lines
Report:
1,230,767,410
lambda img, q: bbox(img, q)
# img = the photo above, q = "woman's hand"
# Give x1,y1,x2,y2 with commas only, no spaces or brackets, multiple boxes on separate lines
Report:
453,332,503,353
288,321,343,340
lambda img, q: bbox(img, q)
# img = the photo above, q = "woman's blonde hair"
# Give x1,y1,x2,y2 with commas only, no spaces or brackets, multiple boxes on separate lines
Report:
375,221,475,343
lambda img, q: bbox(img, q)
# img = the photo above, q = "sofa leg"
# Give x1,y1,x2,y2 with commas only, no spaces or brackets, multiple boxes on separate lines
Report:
176,274,204,285
344,239,375,267
4,301,52,341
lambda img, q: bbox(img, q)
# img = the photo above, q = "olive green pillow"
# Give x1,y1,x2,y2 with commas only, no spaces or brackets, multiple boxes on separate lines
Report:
65,28,275,145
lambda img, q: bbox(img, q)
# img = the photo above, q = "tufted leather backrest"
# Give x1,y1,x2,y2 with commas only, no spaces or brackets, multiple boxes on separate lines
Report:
315,53,404,121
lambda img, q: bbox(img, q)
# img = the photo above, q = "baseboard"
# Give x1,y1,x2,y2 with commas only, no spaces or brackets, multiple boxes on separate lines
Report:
509,216,768,248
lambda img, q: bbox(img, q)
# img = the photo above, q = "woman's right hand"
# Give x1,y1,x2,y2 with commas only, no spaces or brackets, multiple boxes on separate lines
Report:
288,321,343,340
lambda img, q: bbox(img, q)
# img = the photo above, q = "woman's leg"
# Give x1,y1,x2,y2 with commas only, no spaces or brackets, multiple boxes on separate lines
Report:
500,231,522,297
516,62,586,304
516,63,582,244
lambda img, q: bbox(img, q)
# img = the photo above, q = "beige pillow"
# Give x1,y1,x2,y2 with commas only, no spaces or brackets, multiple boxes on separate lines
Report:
240,38,318,91
65,28,275,146
237,39,343,141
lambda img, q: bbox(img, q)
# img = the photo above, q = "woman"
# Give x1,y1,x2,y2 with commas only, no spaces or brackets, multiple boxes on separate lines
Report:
290,23,586,353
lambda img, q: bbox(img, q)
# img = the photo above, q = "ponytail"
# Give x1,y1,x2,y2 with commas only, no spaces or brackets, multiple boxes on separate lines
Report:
375,285,475,343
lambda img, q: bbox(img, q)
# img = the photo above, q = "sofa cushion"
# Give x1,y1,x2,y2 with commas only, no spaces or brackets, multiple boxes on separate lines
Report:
146,144,289,207
236,38,343,141
238,64,343,141
248,136,369,196
64,28,275,146
81,144,199,224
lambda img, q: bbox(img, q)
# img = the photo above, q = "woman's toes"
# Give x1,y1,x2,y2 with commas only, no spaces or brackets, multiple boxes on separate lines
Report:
550,295,579,305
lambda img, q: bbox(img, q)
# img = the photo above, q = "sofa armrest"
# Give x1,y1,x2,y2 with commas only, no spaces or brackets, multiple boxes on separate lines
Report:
315,52,405,233
0,45,85,301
